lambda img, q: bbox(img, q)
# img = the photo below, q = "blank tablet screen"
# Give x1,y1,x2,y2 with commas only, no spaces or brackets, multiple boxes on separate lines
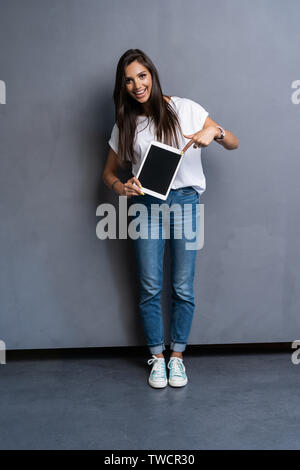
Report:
138,144,182,195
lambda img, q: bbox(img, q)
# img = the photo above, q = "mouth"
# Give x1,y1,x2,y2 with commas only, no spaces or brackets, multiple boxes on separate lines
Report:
134,88,147,99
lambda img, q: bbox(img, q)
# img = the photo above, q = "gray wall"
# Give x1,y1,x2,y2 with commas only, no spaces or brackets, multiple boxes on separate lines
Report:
1,0,299,350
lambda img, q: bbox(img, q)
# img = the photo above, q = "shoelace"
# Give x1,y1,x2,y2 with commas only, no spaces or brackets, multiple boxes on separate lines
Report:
147,356,166,378
168,357,186,377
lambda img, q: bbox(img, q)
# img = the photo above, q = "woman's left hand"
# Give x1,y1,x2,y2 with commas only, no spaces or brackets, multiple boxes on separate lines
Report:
182,126,217,153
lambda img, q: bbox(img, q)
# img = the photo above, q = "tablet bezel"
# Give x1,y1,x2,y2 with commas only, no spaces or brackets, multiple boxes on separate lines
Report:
135,140,184,201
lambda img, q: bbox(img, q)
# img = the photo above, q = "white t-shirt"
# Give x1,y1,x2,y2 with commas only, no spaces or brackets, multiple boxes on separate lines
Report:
108,96,209,196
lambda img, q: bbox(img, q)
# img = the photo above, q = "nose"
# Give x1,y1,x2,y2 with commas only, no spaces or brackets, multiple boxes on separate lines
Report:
133,79,143,89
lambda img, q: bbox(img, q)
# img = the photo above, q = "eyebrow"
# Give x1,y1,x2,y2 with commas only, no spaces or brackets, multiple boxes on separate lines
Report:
125,70,147,79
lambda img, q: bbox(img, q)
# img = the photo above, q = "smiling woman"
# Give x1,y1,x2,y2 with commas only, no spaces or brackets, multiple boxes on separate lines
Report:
106,49,182,171
102,48,239,389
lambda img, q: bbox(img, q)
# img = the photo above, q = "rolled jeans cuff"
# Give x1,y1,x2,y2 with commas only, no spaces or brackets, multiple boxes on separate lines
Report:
170,341,186,353
149,343,166,355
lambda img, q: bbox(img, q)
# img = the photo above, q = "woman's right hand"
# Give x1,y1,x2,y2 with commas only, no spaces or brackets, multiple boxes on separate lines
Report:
121,177,144,198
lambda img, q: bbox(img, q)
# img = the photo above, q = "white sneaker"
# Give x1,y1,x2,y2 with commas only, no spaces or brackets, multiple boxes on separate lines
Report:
147,355,168,388
167,357,188,387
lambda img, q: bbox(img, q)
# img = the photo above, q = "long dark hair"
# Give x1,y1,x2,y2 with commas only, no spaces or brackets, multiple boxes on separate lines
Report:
112,48,182,168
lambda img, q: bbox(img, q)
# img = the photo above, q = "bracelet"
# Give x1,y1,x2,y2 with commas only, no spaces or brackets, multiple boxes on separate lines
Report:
214,126,225,141
111,178,120,190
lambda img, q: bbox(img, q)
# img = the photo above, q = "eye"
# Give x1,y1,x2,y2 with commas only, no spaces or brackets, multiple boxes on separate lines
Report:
125,73,146,84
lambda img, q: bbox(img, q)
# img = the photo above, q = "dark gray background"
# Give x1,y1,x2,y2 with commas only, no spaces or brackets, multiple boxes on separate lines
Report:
0,0,299,350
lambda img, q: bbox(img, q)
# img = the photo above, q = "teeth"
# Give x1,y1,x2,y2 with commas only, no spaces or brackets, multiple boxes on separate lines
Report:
135,89,146,95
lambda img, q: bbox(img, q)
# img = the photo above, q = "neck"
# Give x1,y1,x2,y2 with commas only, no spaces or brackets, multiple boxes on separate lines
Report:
139,95,170,116
141,102,151,117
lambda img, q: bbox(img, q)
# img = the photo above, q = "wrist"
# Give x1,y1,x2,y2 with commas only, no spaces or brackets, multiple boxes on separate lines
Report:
113,180,124,195
214,125,225,141
214,127,221,138
111,178,120,192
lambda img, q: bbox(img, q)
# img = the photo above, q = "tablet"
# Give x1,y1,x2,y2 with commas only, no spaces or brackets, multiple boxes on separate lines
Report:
134,140,184,200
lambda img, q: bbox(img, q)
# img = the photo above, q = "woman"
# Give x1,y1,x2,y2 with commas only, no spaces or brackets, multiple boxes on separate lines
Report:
102,49,238,389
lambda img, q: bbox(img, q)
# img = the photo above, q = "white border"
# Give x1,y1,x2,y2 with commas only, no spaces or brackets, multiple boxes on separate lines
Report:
134,140,184,201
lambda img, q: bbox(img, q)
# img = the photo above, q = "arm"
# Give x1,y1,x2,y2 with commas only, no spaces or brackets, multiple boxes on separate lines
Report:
102,147,125,195
102,147,143,197
203,116,239,150
181,115,239,153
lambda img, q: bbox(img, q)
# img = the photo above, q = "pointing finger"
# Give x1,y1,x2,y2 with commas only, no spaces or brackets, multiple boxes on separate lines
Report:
181,139,194,154
181,133,196,154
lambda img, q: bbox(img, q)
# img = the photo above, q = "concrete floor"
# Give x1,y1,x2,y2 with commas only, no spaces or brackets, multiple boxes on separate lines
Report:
0,346,299,450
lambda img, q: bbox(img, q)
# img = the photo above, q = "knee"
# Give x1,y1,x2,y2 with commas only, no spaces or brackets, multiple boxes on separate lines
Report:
140,278,162,303
171,280,194,303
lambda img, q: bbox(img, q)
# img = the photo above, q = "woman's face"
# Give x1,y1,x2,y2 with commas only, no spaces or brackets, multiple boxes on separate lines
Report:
124,60,152,103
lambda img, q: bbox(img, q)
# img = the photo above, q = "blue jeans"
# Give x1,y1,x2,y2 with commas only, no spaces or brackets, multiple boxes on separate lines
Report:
130,186,201,354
